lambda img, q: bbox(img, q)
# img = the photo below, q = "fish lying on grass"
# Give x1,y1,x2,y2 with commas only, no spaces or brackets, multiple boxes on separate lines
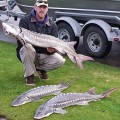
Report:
2,22,93,69
34,87,118,119
11,80,75,106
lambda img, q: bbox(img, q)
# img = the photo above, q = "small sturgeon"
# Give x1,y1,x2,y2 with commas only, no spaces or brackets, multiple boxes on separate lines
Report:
11,80,74,106
2,22,93,69
34,87,118,119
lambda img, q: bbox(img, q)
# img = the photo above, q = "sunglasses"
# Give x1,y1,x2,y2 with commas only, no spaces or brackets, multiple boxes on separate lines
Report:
37,1,48,4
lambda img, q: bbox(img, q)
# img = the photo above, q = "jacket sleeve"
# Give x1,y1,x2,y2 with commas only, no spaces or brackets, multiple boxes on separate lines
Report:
16,17,29,61
50,20,58,38
17,17,29,49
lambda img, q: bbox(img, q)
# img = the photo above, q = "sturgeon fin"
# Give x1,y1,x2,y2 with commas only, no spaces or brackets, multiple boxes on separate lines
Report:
87,87,96,95
54,108,68,114
75,54,94,69
54,47,66,54
102,87,118,98
77,101,89,106
68,41,77,51
67,41,77,63
28,96,41,102
60,78,77,86
33,99,42,102
53,91,62,95
67,54,76,63
67,78,78,86
60,81,66,85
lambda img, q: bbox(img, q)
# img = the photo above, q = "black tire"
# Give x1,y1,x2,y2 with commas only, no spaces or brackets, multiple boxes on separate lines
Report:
83,26,112,57
0,6,6,11
57,22,79,49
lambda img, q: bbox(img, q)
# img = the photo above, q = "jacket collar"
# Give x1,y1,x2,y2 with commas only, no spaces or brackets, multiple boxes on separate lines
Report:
31,17,50,26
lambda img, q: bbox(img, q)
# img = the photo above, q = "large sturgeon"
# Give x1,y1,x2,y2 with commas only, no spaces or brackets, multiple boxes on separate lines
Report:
34,87,118,119
2,22,93,69
11,80,74,106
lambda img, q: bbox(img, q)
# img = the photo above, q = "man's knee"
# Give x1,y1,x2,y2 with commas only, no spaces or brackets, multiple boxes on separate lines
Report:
59,57,65,66
53,53,66,67
20,45,36,62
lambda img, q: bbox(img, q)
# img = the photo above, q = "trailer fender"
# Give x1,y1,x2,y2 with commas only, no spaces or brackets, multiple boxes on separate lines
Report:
81,19,116,41
56,17,81,37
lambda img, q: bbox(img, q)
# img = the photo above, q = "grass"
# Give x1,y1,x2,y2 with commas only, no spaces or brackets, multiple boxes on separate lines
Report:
0,41,120,120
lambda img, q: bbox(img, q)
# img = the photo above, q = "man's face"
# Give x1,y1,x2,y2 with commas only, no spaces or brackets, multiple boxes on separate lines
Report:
34,5,48,19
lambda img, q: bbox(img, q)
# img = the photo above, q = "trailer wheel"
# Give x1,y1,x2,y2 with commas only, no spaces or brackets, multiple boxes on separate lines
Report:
0,6,6,11
83,26,112,57
57,23,79,49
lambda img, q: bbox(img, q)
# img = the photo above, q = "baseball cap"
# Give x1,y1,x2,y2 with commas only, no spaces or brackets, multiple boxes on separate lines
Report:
35,0,48,7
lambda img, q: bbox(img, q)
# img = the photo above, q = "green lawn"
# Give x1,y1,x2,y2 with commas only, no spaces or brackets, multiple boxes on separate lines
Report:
0,41,120,120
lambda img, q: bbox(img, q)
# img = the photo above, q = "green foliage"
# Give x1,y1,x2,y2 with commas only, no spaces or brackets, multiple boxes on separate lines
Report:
0,41,120,120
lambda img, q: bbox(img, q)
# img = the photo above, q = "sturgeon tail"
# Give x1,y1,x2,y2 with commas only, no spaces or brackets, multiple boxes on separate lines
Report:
101,87,119,98
66,41,94,69
67,53,94,69
75,54,94,69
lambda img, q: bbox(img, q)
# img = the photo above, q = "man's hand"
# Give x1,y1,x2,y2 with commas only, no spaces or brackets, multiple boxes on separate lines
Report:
47,47,56,53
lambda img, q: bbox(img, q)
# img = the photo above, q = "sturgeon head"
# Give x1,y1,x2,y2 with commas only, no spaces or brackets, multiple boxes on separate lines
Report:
11,93,32,106
34,102,54,119
2,22,21,37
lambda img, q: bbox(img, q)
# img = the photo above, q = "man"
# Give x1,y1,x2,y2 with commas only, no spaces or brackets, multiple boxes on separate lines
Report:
16,0,65,86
